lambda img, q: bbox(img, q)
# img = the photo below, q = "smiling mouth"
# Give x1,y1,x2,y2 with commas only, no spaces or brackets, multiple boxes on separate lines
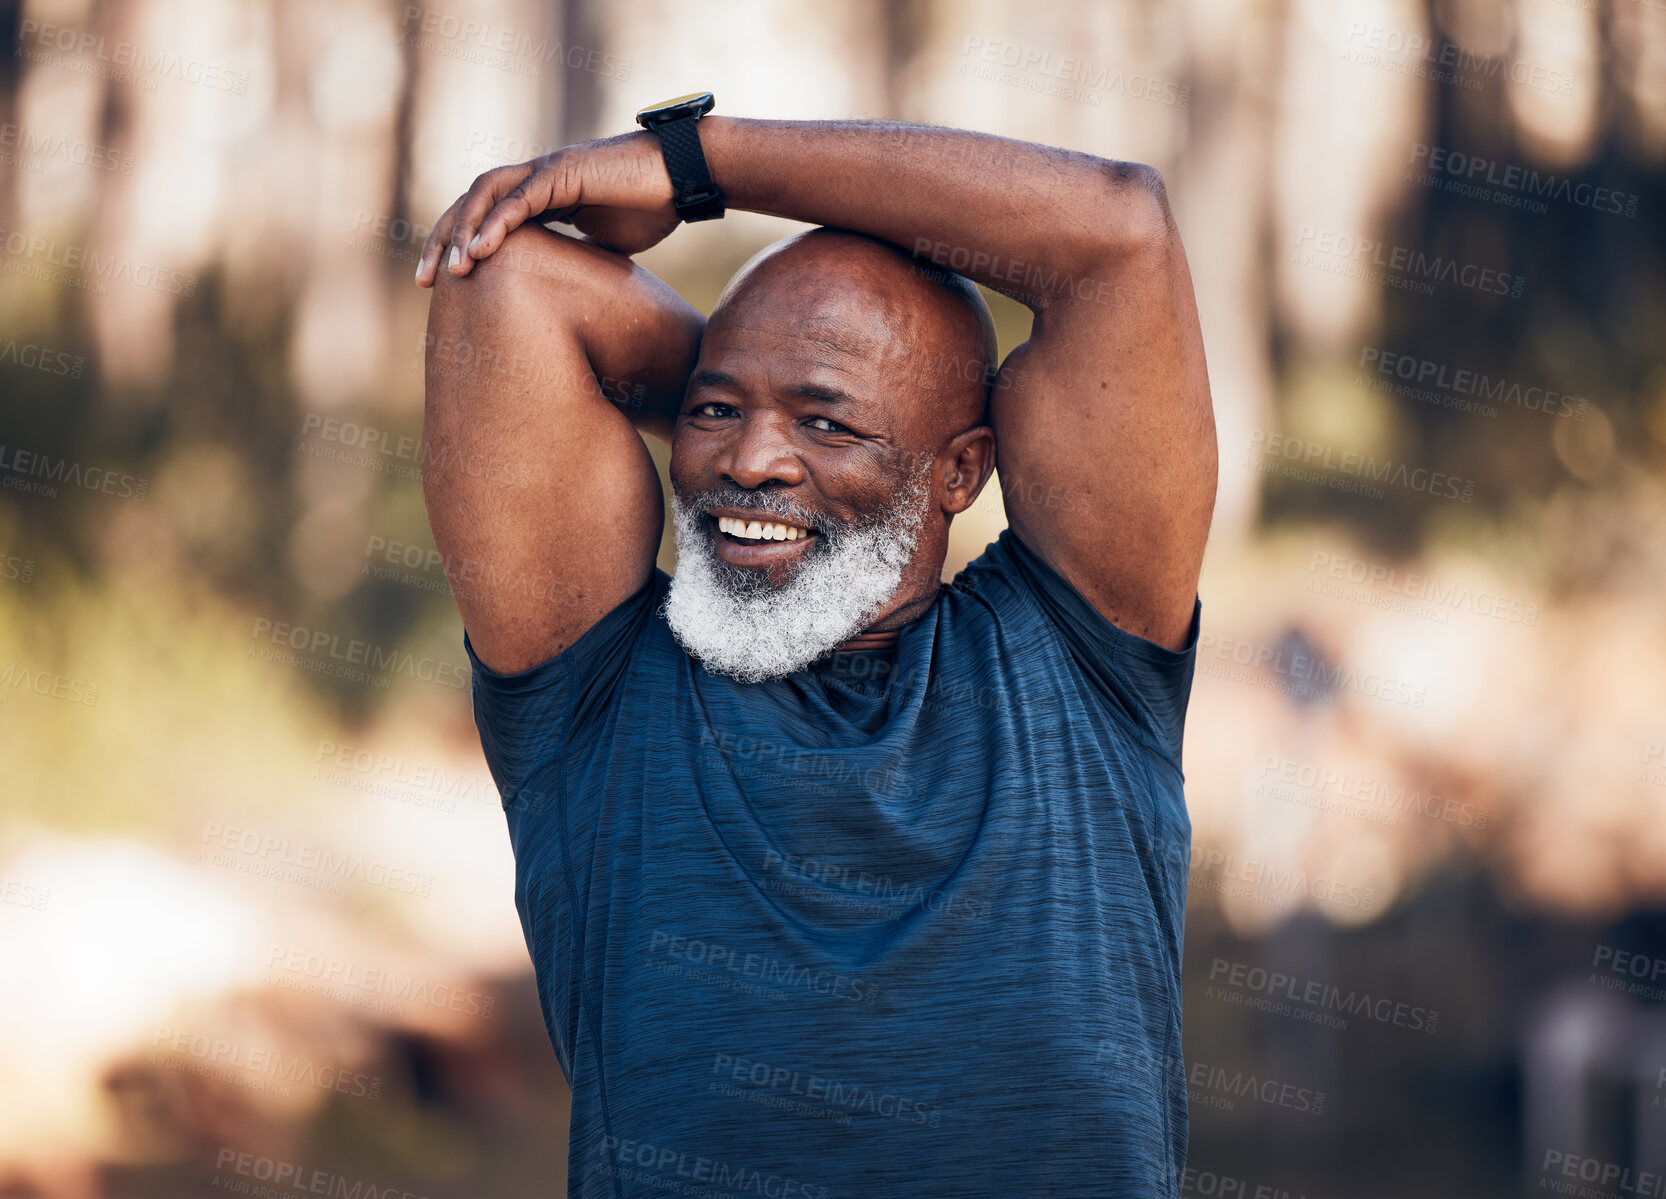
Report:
713,514,818,546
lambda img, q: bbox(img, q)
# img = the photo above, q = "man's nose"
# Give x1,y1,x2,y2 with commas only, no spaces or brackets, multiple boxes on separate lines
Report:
713,414,805,490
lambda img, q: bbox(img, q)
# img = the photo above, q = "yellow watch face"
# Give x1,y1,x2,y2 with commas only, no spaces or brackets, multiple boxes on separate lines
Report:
636,92,714,123
639,92,708,115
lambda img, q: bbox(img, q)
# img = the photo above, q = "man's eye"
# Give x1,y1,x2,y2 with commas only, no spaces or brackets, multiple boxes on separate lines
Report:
808,416,850,433
692,402,736,418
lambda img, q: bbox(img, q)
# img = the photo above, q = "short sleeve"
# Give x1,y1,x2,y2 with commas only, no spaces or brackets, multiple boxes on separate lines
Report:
962,528,1201,768
463,569,668,808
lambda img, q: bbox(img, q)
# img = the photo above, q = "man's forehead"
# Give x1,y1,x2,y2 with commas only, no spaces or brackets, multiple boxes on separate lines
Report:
710,282,902,353
703,320,887,367
695,235,990,430
699,309,915,400
691,348,882,422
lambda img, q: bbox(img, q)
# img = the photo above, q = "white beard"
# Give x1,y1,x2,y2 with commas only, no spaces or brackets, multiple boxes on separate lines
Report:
663,473,931,683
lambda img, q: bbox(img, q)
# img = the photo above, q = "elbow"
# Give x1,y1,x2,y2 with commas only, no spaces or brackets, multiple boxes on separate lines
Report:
1088,161,1175,262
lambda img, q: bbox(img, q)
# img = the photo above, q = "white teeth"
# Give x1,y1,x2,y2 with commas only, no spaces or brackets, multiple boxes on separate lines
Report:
714,515,811,542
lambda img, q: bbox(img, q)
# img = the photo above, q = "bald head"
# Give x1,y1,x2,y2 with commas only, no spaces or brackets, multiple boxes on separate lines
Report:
711,227,998,443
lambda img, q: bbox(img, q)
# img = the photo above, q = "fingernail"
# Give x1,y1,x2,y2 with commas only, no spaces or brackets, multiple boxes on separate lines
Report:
415,259,427,283
467,234,482,255
448,246,461,271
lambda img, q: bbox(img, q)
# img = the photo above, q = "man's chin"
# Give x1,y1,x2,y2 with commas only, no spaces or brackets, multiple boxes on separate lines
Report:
666,537,882,683
664,477,927,684
664,565,858,683
699,541,805,597
666,598,852,683
711,528,824,577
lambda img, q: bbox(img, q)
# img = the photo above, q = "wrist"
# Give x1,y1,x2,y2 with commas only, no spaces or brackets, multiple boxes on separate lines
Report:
694,116,742,208
636,95,727,222
565,131,676,209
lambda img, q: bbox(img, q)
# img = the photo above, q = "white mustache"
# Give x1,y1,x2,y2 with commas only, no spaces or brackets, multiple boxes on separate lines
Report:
689,490,834,539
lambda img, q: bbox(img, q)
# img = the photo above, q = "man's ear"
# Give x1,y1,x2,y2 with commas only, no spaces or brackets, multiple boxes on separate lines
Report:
940,424,997,515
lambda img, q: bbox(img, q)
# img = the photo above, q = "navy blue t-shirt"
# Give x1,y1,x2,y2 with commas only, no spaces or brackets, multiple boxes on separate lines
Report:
466,527,1200,1199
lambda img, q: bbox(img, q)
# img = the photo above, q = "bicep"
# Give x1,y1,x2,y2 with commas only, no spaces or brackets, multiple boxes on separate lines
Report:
989,201,1215,651
425,384,664,674
421,227,682,674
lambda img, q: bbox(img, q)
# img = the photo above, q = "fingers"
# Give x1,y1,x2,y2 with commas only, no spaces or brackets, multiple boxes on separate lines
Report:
470,156,570,261
414,163,541,286
415,198,462,288
447,160,557,278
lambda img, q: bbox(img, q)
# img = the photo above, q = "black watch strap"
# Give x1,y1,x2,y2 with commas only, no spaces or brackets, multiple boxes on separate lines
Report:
652,117,725,222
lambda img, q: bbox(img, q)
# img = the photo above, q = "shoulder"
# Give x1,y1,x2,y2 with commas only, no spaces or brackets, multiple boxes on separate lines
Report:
948,527,1084,639
950,527,1203,767
466,567,673,803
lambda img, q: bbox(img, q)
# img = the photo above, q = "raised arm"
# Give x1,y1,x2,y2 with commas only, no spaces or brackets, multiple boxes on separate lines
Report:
702,120,1214,650
425,117,1215,651
420,224,703,673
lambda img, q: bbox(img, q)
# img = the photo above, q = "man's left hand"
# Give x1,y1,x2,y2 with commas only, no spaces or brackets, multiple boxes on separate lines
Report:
416,131,678,286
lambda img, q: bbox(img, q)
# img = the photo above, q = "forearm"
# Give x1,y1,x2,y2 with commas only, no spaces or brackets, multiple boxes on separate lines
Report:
577,248,706,444
698,117,1167,309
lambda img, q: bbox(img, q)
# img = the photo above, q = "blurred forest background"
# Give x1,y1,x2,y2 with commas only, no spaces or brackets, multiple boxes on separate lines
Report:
2,0,1665,1195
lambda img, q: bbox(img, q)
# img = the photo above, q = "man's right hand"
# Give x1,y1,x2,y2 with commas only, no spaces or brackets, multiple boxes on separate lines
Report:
415,132,680,286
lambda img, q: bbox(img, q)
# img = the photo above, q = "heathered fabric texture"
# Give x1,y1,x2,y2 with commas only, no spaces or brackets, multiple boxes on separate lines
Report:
466,526,1200,1199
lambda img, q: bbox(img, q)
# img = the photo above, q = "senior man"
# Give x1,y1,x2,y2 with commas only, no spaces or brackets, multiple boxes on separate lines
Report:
416,97,1215,1199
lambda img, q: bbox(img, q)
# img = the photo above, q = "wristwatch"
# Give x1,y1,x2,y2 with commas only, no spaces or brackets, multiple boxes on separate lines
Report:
635,91,725,222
